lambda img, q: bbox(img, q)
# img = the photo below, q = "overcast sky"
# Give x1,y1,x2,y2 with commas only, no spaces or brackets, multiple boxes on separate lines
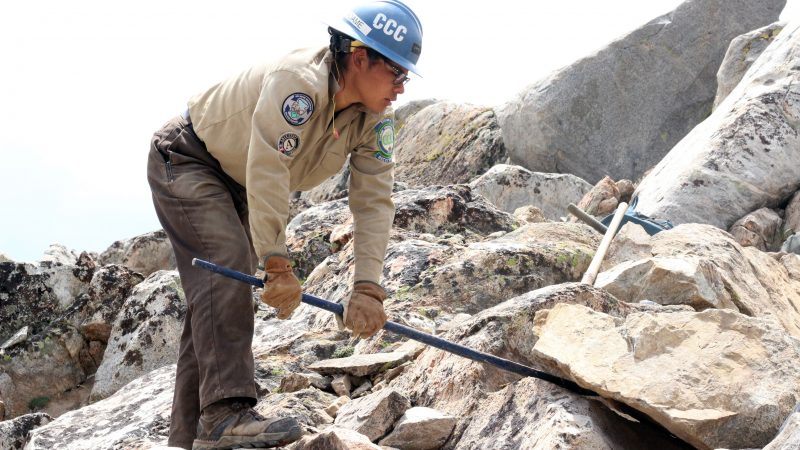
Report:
1,0,797,262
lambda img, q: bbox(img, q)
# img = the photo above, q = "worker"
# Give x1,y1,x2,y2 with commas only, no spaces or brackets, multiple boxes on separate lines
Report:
145,1,423,448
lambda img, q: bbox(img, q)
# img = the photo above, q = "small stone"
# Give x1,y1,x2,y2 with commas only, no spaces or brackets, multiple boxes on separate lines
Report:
279,373,311,393
383,362,411,383
305,372,332,391
513,205,547,223
331,374,353,398
334,388,411,442
291,426,381,450
379,407,457,450
0,326,29,352
351,380,373,398
325,396,351,418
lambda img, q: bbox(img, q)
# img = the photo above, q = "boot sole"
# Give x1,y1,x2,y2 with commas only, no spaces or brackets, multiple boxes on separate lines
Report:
192,426,302,449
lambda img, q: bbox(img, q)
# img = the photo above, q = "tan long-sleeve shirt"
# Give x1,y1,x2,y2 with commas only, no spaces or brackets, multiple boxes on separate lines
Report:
187,47,395,283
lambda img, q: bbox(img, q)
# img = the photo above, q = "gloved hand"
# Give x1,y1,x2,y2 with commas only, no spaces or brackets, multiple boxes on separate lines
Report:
337,281,387,339
260,255,301,319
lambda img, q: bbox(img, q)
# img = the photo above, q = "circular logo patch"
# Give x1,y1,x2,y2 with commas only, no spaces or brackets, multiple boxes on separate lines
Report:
278,132,300,156
374,118,394,163
282,93,314,126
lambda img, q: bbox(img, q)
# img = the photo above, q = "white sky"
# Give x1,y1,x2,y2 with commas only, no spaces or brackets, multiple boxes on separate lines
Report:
1,0,797,262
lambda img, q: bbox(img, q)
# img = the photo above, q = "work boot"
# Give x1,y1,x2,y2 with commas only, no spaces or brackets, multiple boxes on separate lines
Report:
192,399,302,449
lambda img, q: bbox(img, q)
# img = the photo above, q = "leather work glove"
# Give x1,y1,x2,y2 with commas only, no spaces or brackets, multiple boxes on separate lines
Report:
337,281,387,339
260,255,302,319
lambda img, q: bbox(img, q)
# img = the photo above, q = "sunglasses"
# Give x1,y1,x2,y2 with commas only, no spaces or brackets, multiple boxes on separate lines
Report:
383,59,410,86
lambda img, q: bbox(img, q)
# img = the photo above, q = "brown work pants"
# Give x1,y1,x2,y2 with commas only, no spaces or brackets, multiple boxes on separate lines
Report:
147,115,259,449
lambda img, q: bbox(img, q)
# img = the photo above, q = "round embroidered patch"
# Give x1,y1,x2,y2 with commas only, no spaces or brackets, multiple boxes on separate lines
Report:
278,132,300,156
374,118,394,163
282,93,314,126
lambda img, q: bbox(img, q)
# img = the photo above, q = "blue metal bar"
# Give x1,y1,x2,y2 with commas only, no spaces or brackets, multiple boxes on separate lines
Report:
191,258,596,396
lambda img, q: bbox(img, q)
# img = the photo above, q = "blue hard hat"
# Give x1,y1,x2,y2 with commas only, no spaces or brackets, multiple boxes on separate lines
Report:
326,0,423,76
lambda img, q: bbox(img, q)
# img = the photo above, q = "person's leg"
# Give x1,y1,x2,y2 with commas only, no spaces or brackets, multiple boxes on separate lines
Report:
147,116,258,448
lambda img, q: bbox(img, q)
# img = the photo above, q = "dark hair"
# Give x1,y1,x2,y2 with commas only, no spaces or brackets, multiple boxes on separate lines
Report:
329,27,383,77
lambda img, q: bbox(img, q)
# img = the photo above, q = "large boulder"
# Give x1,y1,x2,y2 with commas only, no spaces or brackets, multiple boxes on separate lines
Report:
0,254,96,342
0,323,89,419
98,230,176,277
0,264,143,420
714,21,786,108
635,20,800,229
394,102,508,187
25,364,176,449
532,303,800,450
497,0,786,184
469,164,592,220
394,98,440,133
0,413,51,450
90,271,186,401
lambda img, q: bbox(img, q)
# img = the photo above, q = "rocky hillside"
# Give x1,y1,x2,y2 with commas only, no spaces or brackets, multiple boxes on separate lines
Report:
2,2,800,450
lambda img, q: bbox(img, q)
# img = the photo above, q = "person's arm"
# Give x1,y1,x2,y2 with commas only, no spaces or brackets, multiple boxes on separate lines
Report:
348,114,396,283
246,71,318,264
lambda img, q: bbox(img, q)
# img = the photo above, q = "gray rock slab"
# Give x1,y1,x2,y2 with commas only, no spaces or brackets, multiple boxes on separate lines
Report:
497,0,786,184
308,351,413,377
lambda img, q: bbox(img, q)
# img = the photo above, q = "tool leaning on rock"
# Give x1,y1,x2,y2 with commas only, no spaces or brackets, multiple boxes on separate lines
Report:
191,257,595,396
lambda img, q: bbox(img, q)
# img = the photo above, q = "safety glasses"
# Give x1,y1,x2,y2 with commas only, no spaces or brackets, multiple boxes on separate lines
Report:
383,59,410,86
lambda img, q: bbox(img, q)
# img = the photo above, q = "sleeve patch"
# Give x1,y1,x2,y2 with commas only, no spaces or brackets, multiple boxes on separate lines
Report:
373,118,394,163
277,132,300,156
282,93,314,126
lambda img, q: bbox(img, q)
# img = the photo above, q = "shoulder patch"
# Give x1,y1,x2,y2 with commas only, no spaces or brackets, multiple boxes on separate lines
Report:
282,93,314,126
277,132,300,156
373,118,394,163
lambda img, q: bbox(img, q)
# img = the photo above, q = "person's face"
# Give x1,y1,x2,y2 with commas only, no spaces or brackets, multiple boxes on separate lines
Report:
353,48,408,113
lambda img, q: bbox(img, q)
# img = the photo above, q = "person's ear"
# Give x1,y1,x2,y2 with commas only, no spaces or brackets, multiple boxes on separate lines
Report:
351,48,367,72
